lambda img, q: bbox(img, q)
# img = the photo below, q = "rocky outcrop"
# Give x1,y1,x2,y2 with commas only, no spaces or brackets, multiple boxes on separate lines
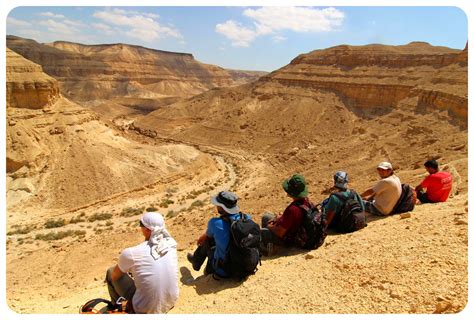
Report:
262,42,467,124
6,48,60,109
6,36,266,102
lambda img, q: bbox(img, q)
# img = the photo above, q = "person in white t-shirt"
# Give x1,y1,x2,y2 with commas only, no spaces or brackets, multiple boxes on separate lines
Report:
360,162,402,216
105,212,179,314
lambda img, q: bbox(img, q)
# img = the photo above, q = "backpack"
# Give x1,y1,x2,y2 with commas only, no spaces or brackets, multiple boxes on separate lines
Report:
294,202,327,250
223,213,261,280
80,298,131,314
332,190,367,233
392,184,416,214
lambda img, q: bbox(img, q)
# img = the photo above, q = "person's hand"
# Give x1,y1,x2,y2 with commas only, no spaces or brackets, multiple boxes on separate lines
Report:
197,234,208,246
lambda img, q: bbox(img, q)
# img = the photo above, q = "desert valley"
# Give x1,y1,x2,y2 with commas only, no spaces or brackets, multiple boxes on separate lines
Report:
5,35,468,314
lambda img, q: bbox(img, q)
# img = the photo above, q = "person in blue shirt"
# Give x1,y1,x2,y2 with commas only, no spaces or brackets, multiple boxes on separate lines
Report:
187,191,249,278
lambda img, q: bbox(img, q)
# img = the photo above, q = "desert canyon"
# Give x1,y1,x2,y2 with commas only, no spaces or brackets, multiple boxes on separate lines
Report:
5,35,468,314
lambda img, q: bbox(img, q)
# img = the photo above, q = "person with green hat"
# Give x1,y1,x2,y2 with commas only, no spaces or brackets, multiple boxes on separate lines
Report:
260,174,314,254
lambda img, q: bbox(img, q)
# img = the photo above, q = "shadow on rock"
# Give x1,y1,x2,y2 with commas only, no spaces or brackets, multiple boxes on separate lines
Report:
179,266,242,295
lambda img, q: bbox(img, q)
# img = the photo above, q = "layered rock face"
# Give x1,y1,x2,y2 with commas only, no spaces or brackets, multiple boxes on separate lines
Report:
263,42,467,125
6,36,265,102
135,41,467,175
6,48,60,109
6,48,217,214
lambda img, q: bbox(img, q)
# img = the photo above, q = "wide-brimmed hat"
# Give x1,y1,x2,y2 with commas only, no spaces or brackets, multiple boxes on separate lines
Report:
377,161,393,170
210,191,240,214
334,171,349,190
282,174,308,198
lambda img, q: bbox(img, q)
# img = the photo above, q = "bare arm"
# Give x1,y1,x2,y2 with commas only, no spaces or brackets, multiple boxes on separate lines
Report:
360,188,375,200
268,222,288,239
197,233,209,246
111,264,126,282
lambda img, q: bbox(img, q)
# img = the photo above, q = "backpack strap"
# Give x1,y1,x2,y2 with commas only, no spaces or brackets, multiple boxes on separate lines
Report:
294,199,315,214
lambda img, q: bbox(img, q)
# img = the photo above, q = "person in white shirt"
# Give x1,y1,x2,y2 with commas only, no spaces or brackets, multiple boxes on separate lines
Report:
105,212,179,314
360,162,402,216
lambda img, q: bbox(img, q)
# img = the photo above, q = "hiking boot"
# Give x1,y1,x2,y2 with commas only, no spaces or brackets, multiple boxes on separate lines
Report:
187,253,202,271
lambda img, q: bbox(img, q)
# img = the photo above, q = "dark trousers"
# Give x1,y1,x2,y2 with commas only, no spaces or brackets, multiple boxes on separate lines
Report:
190,237,216,274
417,190,434,203
362,200,386,216
105,267,136,304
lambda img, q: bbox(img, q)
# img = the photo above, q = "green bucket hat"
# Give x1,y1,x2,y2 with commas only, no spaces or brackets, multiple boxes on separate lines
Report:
282,174,308,198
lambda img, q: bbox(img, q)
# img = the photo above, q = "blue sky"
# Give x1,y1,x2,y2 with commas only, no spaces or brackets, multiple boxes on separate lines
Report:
5,6,469,71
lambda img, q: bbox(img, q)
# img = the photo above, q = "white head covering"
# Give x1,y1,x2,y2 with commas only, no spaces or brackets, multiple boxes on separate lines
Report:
140,212,177,260
377,161,393,170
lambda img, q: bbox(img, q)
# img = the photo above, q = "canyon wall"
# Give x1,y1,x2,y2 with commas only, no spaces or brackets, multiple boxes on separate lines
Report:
6,36,265,102
262,42,467,124
6,48,60,109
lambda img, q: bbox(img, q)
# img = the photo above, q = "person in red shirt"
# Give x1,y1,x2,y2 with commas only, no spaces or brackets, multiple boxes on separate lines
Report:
260,174,313,255
415,159,453,203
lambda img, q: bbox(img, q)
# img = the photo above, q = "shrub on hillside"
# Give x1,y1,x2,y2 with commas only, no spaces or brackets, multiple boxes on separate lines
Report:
7,225,35,236
44,218,66,229
88,213,113,222
121,207,143,217
35,230,86,241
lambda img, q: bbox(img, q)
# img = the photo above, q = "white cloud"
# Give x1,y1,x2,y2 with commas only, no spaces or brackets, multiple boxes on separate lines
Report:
215,20,258,47
216,6,345,47
244,7,344,33
7,17,31,28
39,12,66,19
63,19,87,28
272,35,287,43
91,23,116,36
38,19,80,35
93,8,181,43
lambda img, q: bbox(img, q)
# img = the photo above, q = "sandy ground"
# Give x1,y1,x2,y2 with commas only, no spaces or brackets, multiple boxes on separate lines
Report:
5,151,469,315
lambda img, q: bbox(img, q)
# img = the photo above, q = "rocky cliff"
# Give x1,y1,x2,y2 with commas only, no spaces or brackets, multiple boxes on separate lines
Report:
135,42,467,175
6,48,60,109
263,42,467,125
6,36,266,102
6,48,218,215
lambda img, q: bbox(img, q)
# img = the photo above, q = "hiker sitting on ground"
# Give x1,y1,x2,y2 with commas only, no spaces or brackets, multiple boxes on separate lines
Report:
187,191,252,278
321,171,366,233
105,212,179,314
415,159,453,203
360,162,402,216
260,174,314,252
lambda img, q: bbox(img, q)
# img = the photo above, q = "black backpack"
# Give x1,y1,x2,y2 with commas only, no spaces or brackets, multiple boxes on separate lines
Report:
392,184,416,214
294,202,327,250
332,190,367,233
223,213,261,280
